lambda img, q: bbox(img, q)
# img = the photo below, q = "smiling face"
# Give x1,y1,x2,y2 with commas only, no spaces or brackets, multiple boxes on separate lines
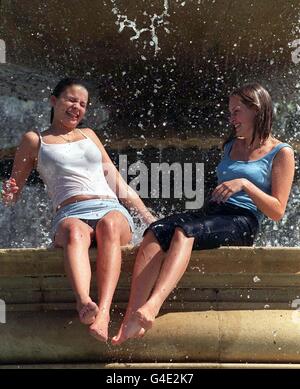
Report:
51,84,88,130
229,95,257,139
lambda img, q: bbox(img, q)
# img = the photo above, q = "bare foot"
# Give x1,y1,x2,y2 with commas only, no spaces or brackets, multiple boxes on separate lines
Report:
77,300,99,325
89,310,110,343
135,304,158,330
111,314,146,346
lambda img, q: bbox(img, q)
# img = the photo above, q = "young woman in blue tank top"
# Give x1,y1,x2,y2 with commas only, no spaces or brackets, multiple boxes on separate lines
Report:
112,82,295,346
2,78,156,343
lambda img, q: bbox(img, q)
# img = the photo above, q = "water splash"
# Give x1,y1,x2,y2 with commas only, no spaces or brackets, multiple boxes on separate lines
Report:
111,0,170,55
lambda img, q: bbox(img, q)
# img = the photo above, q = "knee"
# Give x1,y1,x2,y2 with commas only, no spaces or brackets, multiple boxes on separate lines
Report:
172,227,188,244
139,231,163,259
58,224,86,245
96,213,120,239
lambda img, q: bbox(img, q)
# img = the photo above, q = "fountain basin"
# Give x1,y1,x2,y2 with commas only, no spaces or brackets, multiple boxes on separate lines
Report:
1,246,300,365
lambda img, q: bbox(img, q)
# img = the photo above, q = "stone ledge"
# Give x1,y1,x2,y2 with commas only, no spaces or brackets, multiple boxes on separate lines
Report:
1,247,300,307
1,247,300,289
0,247,300,364
1,246,300,275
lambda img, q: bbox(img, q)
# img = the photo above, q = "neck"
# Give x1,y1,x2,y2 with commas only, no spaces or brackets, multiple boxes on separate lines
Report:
243,137,266,150
50,121,75,134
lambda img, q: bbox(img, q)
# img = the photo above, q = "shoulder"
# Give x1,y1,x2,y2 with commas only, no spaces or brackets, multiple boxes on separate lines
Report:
23,130,39,142
272,143,295,169
81,127,97,138
81,127,96,136
15,130,40,160
20,130,40,149
273,140,294,158
81,128,105,147
81,128,101,142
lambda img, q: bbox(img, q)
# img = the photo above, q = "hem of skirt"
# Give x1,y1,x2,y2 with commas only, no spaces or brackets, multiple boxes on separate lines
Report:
52,210,135,239
145,223,196,252
146,222,257,253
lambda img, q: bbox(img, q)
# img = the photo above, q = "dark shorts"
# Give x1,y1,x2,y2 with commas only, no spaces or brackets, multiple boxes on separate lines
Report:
145,202,259,252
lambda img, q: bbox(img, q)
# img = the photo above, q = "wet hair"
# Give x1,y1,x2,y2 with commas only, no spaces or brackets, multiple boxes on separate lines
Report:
50,78,89,123
223,82,273,148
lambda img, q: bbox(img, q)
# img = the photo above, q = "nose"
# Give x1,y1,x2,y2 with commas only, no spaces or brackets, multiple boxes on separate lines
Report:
72,102,80,110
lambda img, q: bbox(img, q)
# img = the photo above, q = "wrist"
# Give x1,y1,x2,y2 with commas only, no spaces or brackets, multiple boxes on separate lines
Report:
242,178,249,192
143,210,156,223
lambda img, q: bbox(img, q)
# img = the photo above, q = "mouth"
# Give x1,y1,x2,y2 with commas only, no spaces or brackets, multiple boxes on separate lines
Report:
66,111,80,120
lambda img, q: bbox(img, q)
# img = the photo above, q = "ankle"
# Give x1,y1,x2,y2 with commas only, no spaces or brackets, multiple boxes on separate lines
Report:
76,296,91,308
143,298,161,318
97,306,110,318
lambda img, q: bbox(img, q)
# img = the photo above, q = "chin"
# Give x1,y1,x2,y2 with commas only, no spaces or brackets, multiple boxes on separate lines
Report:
64,119,79,128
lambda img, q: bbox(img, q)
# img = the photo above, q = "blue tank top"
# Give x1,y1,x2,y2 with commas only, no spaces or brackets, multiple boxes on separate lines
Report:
216,139,293,223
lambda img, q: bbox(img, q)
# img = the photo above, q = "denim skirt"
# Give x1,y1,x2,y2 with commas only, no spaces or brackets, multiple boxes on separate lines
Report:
145,201,259,252
52,198,135,237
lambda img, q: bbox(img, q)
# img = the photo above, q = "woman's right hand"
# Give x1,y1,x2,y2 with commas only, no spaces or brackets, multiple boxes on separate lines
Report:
1,178,19,205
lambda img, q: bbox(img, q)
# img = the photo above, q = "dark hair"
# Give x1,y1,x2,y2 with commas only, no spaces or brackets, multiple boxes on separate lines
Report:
223,82,273,148
50,78,89,123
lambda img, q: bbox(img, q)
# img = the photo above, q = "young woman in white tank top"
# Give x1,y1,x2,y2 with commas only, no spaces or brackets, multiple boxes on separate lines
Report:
2,78,156,343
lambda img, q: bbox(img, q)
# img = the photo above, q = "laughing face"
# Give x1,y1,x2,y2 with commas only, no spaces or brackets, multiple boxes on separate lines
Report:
51,85,88,130
229,95,257,139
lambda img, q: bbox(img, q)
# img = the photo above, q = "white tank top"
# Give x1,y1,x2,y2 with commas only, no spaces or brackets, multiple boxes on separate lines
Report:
36,129,117,211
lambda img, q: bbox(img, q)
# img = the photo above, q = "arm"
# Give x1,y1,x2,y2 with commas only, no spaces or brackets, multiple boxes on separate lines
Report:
84,129,156,224
212,147,295,221
243,147,295,221
2,131,39,204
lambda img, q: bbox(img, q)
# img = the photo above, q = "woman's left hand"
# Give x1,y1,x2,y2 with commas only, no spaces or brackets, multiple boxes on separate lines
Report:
211,178,247,204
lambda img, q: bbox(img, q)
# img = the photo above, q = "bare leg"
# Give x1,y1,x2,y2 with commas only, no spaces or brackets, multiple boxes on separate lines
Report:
112,231,164,345
89,211,132,342
55,218,99,325
112,228,194,345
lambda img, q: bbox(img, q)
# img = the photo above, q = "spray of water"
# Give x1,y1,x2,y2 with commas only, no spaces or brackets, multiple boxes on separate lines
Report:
111,0,170,55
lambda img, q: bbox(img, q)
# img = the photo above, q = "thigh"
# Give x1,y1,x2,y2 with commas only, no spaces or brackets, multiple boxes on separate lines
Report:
54,217,95,248
146,211,256,251
96,211,132,246
193,214,256,250
145,211,200,252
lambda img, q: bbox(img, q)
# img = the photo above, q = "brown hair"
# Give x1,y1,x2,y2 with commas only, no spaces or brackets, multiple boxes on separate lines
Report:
223,82,273,148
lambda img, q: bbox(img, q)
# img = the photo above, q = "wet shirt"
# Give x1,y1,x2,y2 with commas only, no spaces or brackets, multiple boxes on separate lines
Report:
216,139,292,223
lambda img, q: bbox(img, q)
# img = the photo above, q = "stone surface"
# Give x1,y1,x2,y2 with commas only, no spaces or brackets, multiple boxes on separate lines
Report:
0,247,300,363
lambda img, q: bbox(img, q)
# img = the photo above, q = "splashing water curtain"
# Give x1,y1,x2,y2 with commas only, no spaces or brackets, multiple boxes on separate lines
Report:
111,0,170,55
0,1,299,248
